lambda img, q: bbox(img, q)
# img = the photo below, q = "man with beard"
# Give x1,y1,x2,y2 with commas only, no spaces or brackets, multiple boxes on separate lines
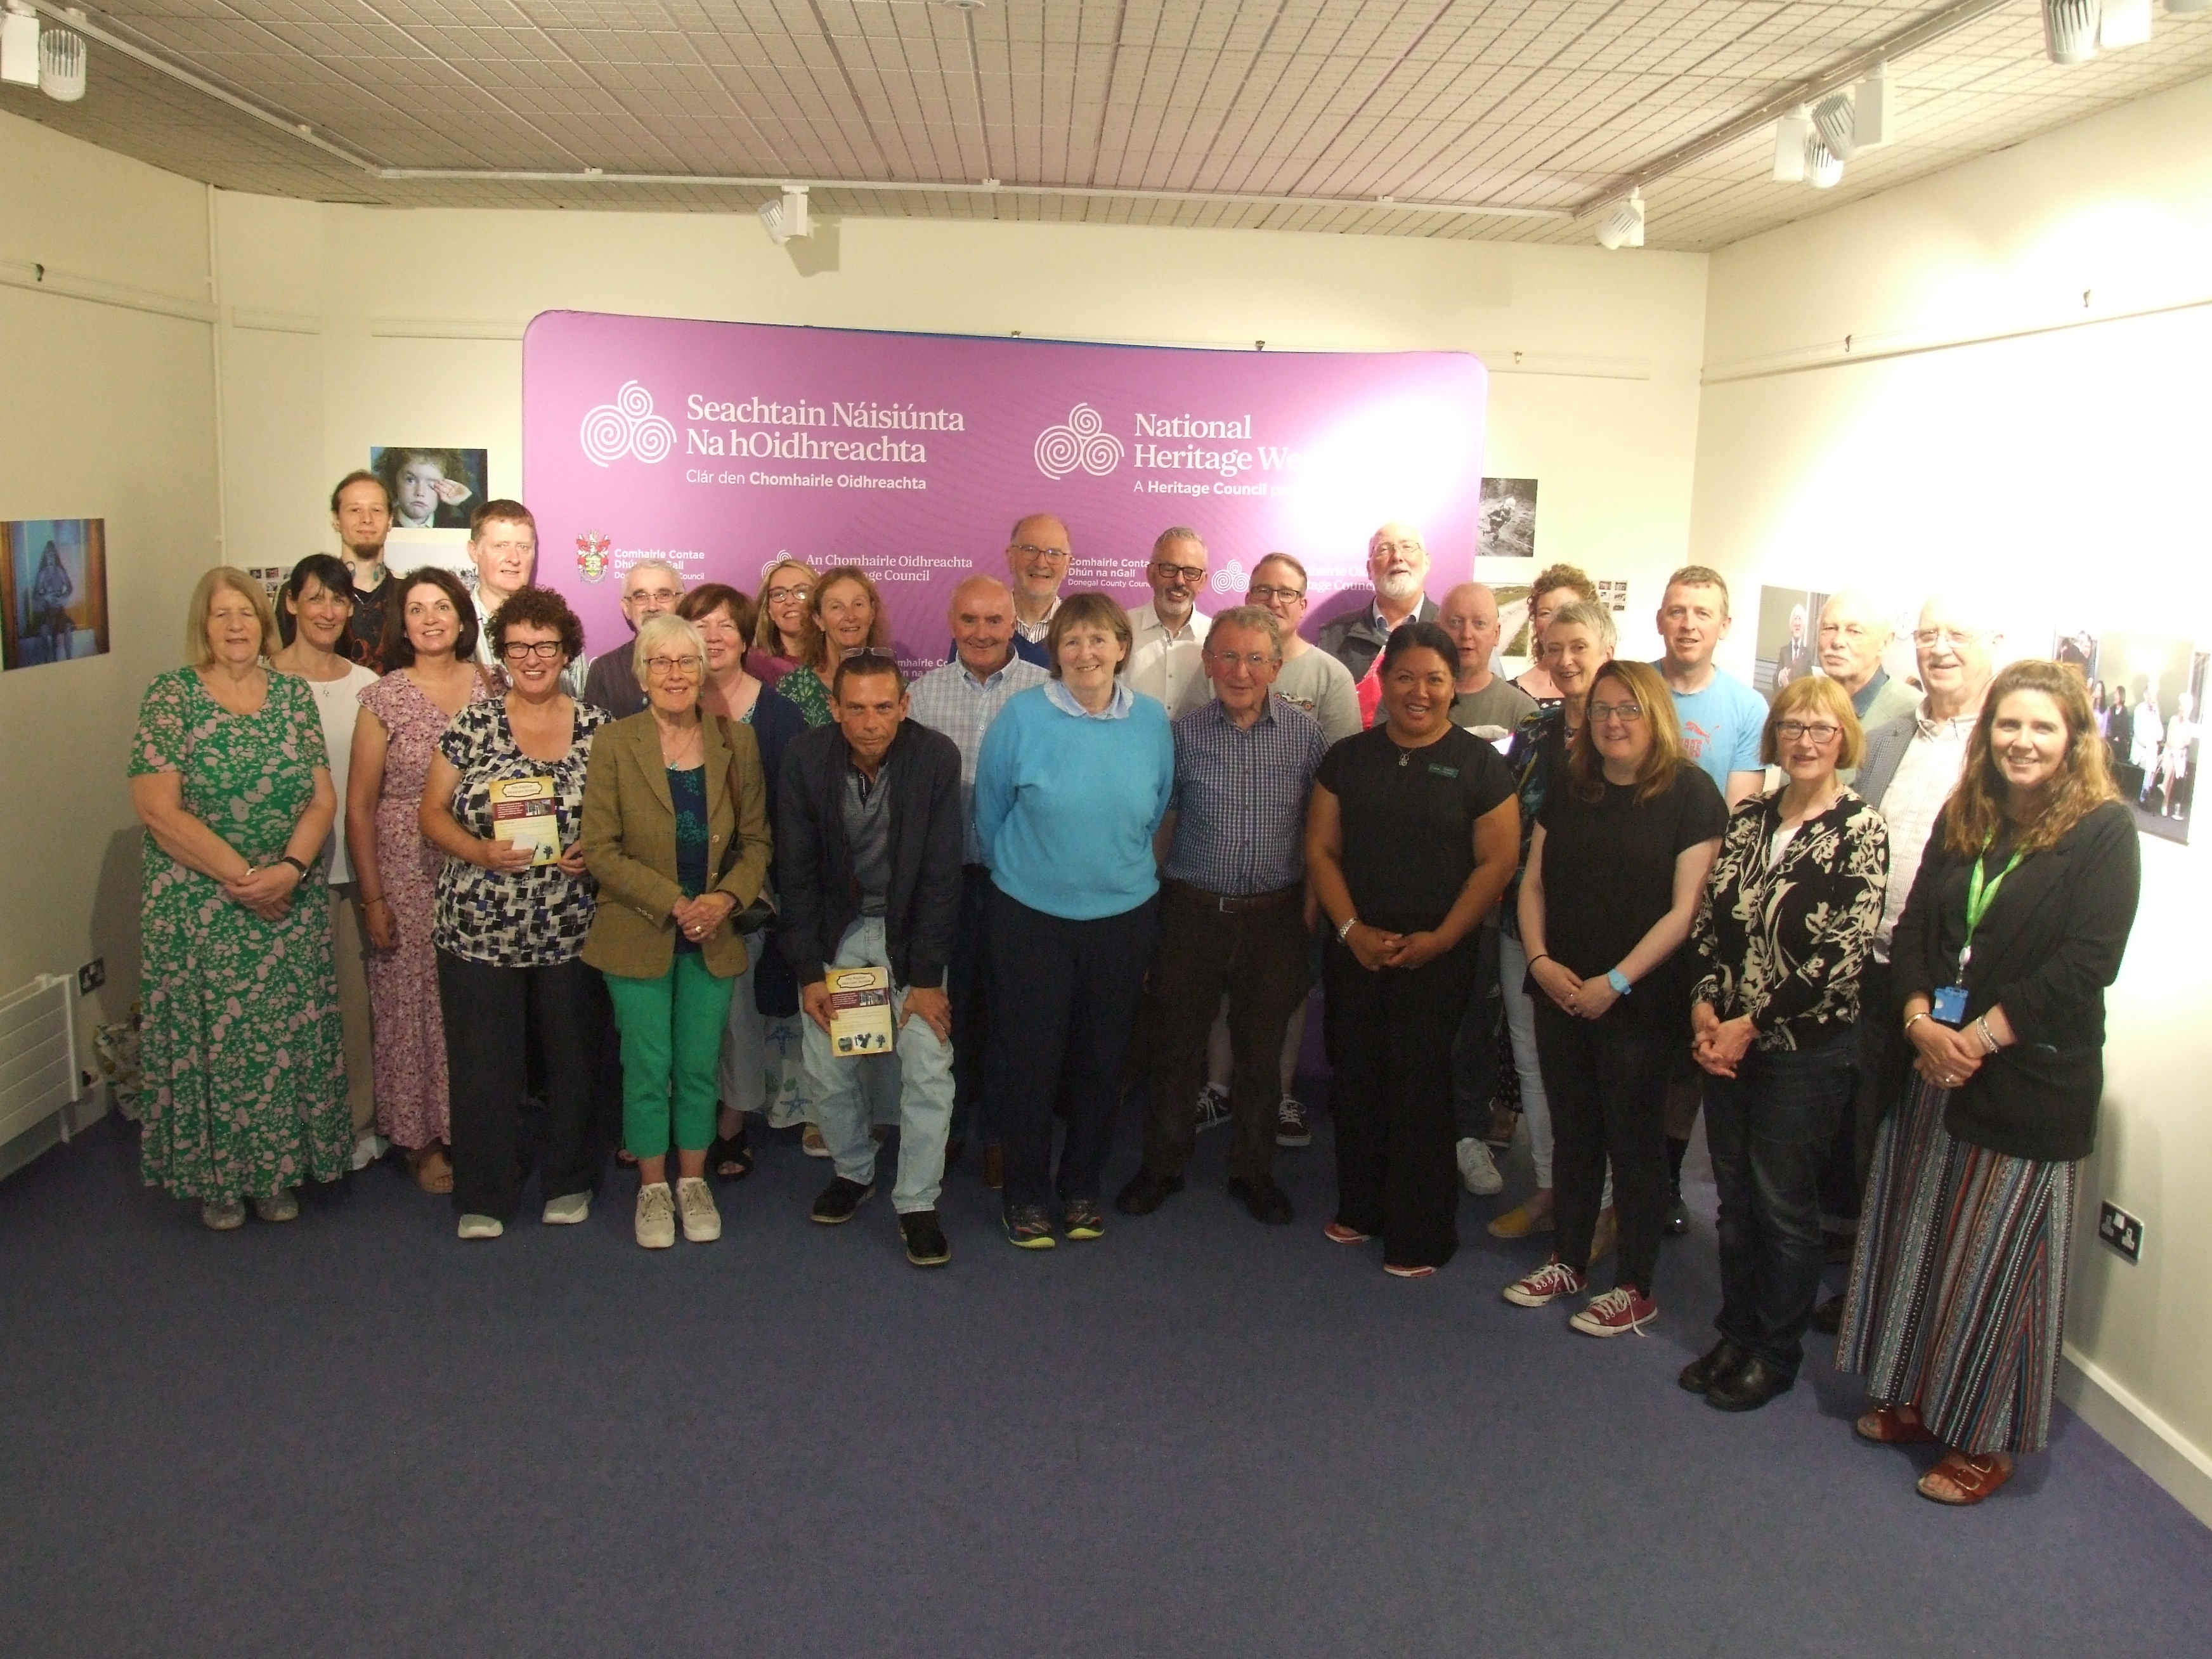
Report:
1318,521,1440,684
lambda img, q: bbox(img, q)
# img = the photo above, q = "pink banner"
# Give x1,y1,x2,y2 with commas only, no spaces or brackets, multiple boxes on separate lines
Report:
521,310,1487,666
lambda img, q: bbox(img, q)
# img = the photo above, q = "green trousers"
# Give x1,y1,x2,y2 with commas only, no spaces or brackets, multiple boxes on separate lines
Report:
605,953,736,1157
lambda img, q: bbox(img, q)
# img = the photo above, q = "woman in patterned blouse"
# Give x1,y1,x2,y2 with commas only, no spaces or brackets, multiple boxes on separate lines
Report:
419,585,614,1240
1682,673,1888,1412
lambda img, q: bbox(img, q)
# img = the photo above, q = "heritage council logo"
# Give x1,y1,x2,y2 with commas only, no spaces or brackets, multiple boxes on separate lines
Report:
1211,559,1248,596
1033,403,1122,479
580,380,678,467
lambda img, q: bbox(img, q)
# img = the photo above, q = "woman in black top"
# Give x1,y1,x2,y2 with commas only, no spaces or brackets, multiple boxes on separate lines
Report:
1682,675,1889,1411
1307,621,1519,1275
1504,660,1726,1334
1839,660,2138,1506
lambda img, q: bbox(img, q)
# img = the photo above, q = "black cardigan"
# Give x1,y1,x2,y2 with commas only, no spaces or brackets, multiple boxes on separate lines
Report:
776,719,965,991
1887,797,2139,1162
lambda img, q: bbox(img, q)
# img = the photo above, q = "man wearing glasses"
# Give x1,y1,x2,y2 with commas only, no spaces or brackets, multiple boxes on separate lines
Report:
464,500,586,698
1244,553,1361,743
1126,527,1214,716
1318,522,1439,682
1003,513,1073,668
1117,608,1328,1226
582,559,686,719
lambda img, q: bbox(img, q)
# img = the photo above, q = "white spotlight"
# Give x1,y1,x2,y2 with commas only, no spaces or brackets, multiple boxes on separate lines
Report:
1804,132,1844,189
2100,0,2153,44
1811,91,1859,163
1596,188,1644,250
1773,109,1809,182
37,23,82,100
1,0,38,88
758,184,811,244
1852,62,1896,151
2044,0,2102,61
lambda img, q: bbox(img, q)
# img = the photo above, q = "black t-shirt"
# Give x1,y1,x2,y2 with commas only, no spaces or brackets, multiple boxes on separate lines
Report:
348,575,389,672
1317,724,1516,931
1537,762,1727,1022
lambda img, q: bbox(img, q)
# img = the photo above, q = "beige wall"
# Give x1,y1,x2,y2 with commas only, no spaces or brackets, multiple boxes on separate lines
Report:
0,112,221,1164
1691,72,2212,1519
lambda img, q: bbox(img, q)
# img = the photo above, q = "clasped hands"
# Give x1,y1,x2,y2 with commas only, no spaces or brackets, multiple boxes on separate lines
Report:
671,890,738,943
476,837,588,876
223,860,303,922
1531,955,1622,1020
1690,1003,1757,1077
1906,1008,1988,1090
1342,921,1452,973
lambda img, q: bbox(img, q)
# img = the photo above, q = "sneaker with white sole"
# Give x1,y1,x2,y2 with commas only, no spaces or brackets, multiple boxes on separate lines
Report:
635,1181,677,1249
1194,1084,1231,1134
457,1213,504,1240
542,1191,591,1225
1570,1284,1658,1337
1502,1256,1588,1308
1455,1136,1503,1197
801,1124,831,1158
1275,1098,1312,1147
675,1176,721,1243
201,1199,245,1232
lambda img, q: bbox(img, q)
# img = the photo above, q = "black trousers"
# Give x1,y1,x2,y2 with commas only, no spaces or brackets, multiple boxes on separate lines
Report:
946,865,995,1148
1816,958,1896,1221
1536,1003,1675,1294
984,885,1157,1211
438,949,613,1221
1143,884,1311,1185
1324,933,1476,1268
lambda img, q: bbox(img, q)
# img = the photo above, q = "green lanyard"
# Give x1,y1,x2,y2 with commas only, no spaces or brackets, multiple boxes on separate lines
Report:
1958,845,2023,975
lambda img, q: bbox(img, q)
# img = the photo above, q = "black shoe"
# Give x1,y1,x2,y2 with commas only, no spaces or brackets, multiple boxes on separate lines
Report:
1811,1291,1845,1334
1664,1192,1689,1235
809,1176,875,1224
900,1209,950,1266
1114,1169,1185,1215
1226,1176,1294,1225
1707,1355,1795,1412
1678,1337,1751,1394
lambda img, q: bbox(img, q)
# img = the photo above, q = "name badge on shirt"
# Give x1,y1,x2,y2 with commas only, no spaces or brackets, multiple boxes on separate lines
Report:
1930,984,1968,1026
1427,762,1459,779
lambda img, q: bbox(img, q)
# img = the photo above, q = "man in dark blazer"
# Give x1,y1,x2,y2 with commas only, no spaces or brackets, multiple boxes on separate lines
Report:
780,653,967,1266
1316,521,1441,683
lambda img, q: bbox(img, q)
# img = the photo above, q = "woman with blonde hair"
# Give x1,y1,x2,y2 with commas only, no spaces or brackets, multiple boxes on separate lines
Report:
1504,658,1726,1335
1840,660,2138,1504
748,557,817,690
128,568,350,1229
772,565,893,727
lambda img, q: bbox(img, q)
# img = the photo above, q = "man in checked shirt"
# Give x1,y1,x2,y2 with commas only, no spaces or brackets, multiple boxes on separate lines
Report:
1116,606,1329,1226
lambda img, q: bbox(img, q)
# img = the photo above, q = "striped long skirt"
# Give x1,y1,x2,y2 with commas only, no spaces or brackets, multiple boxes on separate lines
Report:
1836,1074,2077,1455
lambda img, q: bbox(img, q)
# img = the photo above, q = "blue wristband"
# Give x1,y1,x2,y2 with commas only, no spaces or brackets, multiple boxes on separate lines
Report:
1606,968,1632,996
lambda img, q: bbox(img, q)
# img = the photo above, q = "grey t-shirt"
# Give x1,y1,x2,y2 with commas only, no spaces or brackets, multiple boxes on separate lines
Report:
842,760,893,917
1268,648,1363,743
1451,676,1539,736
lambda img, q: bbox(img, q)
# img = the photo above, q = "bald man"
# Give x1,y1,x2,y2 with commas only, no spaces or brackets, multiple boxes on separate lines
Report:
908,572,1051,1185
1001,513,1073,668
1817,591,1918,729
1317,521,1439,681
1441,582,1538,735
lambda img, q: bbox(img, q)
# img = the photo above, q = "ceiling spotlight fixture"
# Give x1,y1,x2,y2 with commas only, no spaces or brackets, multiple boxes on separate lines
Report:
758,184,811,244
1,0,39,87
935,0,987,9
1810,91,1859,164
1804,132,1844,189
2044,0,2103,62
2100,0,2154,44
1851,62,1896,152
37,22,84,100
1596,188,1644,250
1773,108,1809,182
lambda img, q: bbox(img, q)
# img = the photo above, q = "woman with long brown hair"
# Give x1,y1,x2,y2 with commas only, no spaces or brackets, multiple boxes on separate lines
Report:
1840,659,2138,1504
748,557,817,689
1503,658,1726,1334
772,565,894,728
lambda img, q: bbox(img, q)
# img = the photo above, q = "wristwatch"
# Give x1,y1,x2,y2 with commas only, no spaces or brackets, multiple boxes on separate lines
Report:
278,855,311,879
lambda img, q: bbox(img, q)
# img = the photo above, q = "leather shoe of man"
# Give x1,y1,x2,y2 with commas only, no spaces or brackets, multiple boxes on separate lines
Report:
1811,1291,1845,1334
1114,1169,1185,1215
1678,1337,1750,1395
1706,1355,1795,1412
1226,1176,1294,1225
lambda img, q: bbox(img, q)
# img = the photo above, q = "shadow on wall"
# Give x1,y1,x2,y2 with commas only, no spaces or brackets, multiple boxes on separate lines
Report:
2069,1092,2161,1381
88,826,143,1031
784,216,841,279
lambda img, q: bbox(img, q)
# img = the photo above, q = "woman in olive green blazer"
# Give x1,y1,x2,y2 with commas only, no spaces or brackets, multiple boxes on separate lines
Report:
582,613,772,1248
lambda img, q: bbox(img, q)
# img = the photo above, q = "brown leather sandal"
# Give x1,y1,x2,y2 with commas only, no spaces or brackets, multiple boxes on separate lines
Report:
1918,1450,2014,1505
1854,1405,1936,1445
408,1145,453,1195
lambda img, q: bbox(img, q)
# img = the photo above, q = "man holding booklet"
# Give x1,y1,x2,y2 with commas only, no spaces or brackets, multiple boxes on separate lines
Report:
777,650,967,1266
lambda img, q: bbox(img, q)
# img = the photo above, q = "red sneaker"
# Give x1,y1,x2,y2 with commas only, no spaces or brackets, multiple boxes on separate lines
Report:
1502,1256,1587,1307
1570,1284,1658,1337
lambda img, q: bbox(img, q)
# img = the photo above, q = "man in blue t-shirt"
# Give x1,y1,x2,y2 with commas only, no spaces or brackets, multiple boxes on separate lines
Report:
1653,566,1767,810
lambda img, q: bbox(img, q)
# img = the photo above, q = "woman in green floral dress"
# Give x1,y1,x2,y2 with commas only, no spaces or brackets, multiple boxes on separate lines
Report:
127,568,351,1231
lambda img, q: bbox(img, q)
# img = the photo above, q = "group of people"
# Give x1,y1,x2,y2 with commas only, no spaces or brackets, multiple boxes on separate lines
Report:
126,479,2140,1510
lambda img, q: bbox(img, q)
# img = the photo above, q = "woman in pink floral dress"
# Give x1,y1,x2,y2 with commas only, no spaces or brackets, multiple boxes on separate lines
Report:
346,568,494,1191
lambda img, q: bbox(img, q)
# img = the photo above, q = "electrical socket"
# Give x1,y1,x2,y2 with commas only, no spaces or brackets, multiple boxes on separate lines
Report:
77,957,105,995
2098,1201,2143,1264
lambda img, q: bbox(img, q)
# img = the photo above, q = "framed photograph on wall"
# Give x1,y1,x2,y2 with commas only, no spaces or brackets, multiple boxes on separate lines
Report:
1755,584,1827,703
1477,477,1539,559
2064,628,2204,846
370,446,489,531
1,518,108,670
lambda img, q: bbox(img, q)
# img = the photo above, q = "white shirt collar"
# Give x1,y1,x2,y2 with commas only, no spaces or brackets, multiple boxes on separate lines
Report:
1044,678,1135,720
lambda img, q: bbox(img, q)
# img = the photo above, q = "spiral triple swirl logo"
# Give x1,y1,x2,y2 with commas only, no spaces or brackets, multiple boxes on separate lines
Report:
1211,559,1248,596
1033,403,1122,479
580,380,677,467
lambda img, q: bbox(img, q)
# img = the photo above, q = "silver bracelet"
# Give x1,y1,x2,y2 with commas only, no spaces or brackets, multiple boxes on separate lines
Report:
1973,1017,2000,1055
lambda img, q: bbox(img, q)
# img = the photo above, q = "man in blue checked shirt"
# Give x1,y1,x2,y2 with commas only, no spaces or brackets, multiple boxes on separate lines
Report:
1116,606,1329,1226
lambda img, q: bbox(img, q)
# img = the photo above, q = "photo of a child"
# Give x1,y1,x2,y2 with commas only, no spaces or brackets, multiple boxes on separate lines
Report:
371,446,488,530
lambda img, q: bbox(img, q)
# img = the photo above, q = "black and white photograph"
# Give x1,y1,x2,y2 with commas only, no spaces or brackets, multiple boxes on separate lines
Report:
1753,583,1828,702
2067,628,2203,845
1,517,108,670
1476,476,1538,559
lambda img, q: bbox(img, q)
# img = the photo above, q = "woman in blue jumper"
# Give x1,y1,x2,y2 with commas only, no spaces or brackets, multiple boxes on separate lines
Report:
975,592,1176,1248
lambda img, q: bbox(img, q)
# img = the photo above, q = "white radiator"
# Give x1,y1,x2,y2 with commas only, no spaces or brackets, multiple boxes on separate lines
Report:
0,974,81,1155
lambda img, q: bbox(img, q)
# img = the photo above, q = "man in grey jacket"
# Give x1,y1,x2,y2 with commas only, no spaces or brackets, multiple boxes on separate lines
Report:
1316,521,1440,682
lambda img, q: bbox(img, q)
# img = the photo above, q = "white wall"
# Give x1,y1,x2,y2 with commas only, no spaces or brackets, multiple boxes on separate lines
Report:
1691,72,2212,1520
209,196,1712,661
0,111,221,1173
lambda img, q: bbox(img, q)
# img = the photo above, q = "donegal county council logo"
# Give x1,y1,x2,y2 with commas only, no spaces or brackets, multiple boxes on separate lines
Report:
580,381,677,467
1211,559,1247,596
576,532,611,583
1033,403,1122,479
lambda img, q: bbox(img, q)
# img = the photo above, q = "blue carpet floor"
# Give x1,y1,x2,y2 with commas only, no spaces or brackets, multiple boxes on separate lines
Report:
2,1088,2208,1659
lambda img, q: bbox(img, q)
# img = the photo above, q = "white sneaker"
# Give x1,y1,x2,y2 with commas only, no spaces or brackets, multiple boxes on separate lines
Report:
1194,1084,1232,1134
542,1192,590,1225
1456,1136,1504,1197
457,1213,504,1240
635,1181,676,1249
676,1176,722,1243
351,1132,389,1172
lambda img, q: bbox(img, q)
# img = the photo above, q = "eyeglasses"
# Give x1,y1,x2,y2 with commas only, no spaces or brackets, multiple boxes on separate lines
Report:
1206,649,1277,670
1249,583,1308,604
1372,539,1423,557
1586,700,1646,724
500,640,565,661
1152,561,1207,585
1912,626,1979,649
765,584,812,604
1775,720,1841,743
644,655,703,677
1009,543,1071,563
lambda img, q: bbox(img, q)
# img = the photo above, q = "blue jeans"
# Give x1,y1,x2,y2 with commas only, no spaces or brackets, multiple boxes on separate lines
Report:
1704,1031,1856,1378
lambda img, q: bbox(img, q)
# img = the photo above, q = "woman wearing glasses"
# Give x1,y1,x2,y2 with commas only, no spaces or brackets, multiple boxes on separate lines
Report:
420,586,614,1240
773,565,891,727
1681,676,1888,1411
1504,660,1725,1334
748,558,816,689
582,614,772,1249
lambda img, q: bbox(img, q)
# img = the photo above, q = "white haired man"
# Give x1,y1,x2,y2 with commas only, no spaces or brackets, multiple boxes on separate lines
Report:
583,559,686,718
